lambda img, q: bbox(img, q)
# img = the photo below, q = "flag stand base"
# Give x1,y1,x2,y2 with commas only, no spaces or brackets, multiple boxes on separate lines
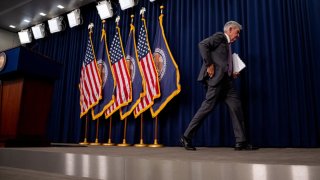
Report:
89,139,101,146
134,139,147,147
117,139,130,147
148,139,163,148
79,138,89,145
79,142,89,145
103,139,114,146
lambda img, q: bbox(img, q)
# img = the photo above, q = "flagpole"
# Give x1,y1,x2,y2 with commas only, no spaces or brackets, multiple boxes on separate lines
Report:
88,20,105,146
148,116,163,148
79,24,95,145
79,115,89,145
117,117,130,146
147,6,163,148
90,118,101,145
134,113,147,147
103,116,115,146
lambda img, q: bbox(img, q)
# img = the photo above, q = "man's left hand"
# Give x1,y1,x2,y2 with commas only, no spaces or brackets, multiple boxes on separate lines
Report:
233,72,240,79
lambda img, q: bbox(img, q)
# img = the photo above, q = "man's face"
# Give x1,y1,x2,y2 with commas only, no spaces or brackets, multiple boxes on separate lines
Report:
227,26,240,43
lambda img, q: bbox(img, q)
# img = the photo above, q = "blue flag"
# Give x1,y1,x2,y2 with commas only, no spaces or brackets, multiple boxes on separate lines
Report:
120,24,145,119
92,25,116,119
150,13,181,118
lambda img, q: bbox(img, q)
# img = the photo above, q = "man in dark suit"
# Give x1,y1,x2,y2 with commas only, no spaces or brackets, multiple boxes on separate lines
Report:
180,21,257,151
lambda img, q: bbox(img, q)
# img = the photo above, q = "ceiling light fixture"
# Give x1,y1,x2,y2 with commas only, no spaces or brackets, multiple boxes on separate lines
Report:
39,12,47,16
9,25,16,28
24,19,30,23
31,23,46,39
18,29,32,44
67,9,82,28
119,0,138,10
96,0,113,20
48,16,64,33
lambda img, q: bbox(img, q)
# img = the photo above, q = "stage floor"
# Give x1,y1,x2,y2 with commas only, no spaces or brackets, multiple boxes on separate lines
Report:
1,145,320,180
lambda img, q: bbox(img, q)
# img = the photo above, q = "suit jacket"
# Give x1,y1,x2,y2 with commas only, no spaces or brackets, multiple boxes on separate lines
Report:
197,32,230,86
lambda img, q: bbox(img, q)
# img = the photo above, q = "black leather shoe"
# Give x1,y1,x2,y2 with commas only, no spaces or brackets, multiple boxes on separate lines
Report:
180,136,196,151
234,142,258,151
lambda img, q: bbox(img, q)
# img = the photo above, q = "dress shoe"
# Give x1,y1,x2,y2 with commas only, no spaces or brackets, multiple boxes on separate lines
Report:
234,142,258,151
180,136,196,150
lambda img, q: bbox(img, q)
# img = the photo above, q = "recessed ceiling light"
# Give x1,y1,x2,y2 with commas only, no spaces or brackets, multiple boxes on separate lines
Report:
57,5,64,9
39,12,46,16
24,19,30,23
9,25,16,28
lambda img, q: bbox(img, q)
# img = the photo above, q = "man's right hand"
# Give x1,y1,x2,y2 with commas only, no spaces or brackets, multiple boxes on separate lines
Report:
207,64,215,78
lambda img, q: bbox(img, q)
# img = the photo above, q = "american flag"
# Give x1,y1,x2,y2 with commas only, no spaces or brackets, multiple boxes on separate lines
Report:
105,27,132,118
79,34,102,118
120,24,145,120
134,18,160,117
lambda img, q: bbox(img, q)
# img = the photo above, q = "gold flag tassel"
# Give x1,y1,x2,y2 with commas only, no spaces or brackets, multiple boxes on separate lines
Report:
90,118,101,145
117,118,131,146
103,116,115,146
79,115,90,145
134,113,147,147
148,116,163,148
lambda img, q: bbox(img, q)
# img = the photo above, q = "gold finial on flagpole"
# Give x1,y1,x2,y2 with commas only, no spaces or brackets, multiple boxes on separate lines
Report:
130,15,134,24
160,6,164,14
140,7,146,18
88,23,94,33
115,16,120,26
102,20,106,28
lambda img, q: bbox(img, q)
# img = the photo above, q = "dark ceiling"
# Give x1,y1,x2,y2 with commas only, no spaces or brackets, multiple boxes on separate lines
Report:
0,0,98,33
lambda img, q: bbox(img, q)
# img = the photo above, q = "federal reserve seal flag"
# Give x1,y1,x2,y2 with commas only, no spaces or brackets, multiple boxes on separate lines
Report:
151,8,181,118
92,22,116,120
120,22,145,119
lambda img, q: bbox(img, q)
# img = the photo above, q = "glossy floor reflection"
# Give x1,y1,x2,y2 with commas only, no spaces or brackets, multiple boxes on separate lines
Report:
0,145,320,180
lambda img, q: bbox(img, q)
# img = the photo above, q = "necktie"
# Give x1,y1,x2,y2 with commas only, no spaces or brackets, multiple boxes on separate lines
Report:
228,44,233,76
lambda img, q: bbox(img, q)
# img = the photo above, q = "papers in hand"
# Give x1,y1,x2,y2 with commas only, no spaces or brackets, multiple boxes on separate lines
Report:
232,53,246,73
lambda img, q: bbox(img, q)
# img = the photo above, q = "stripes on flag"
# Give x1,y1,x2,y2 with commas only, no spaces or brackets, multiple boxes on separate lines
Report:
105,26,132,119
134,17,160,118
79,31,102,118
120,24,146,120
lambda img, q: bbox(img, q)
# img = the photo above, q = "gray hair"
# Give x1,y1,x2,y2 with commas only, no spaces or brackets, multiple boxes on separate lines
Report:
223,21,242,32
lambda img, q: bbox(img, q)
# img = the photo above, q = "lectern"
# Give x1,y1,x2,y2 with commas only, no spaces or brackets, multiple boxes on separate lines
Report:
0,46,61,147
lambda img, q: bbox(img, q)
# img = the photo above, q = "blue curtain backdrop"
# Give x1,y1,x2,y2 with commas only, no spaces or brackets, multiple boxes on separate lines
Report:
26,0,320,147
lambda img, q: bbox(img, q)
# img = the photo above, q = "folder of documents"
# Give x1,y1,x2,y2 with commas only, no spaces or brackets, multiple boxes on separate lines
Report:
232,53,246,73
